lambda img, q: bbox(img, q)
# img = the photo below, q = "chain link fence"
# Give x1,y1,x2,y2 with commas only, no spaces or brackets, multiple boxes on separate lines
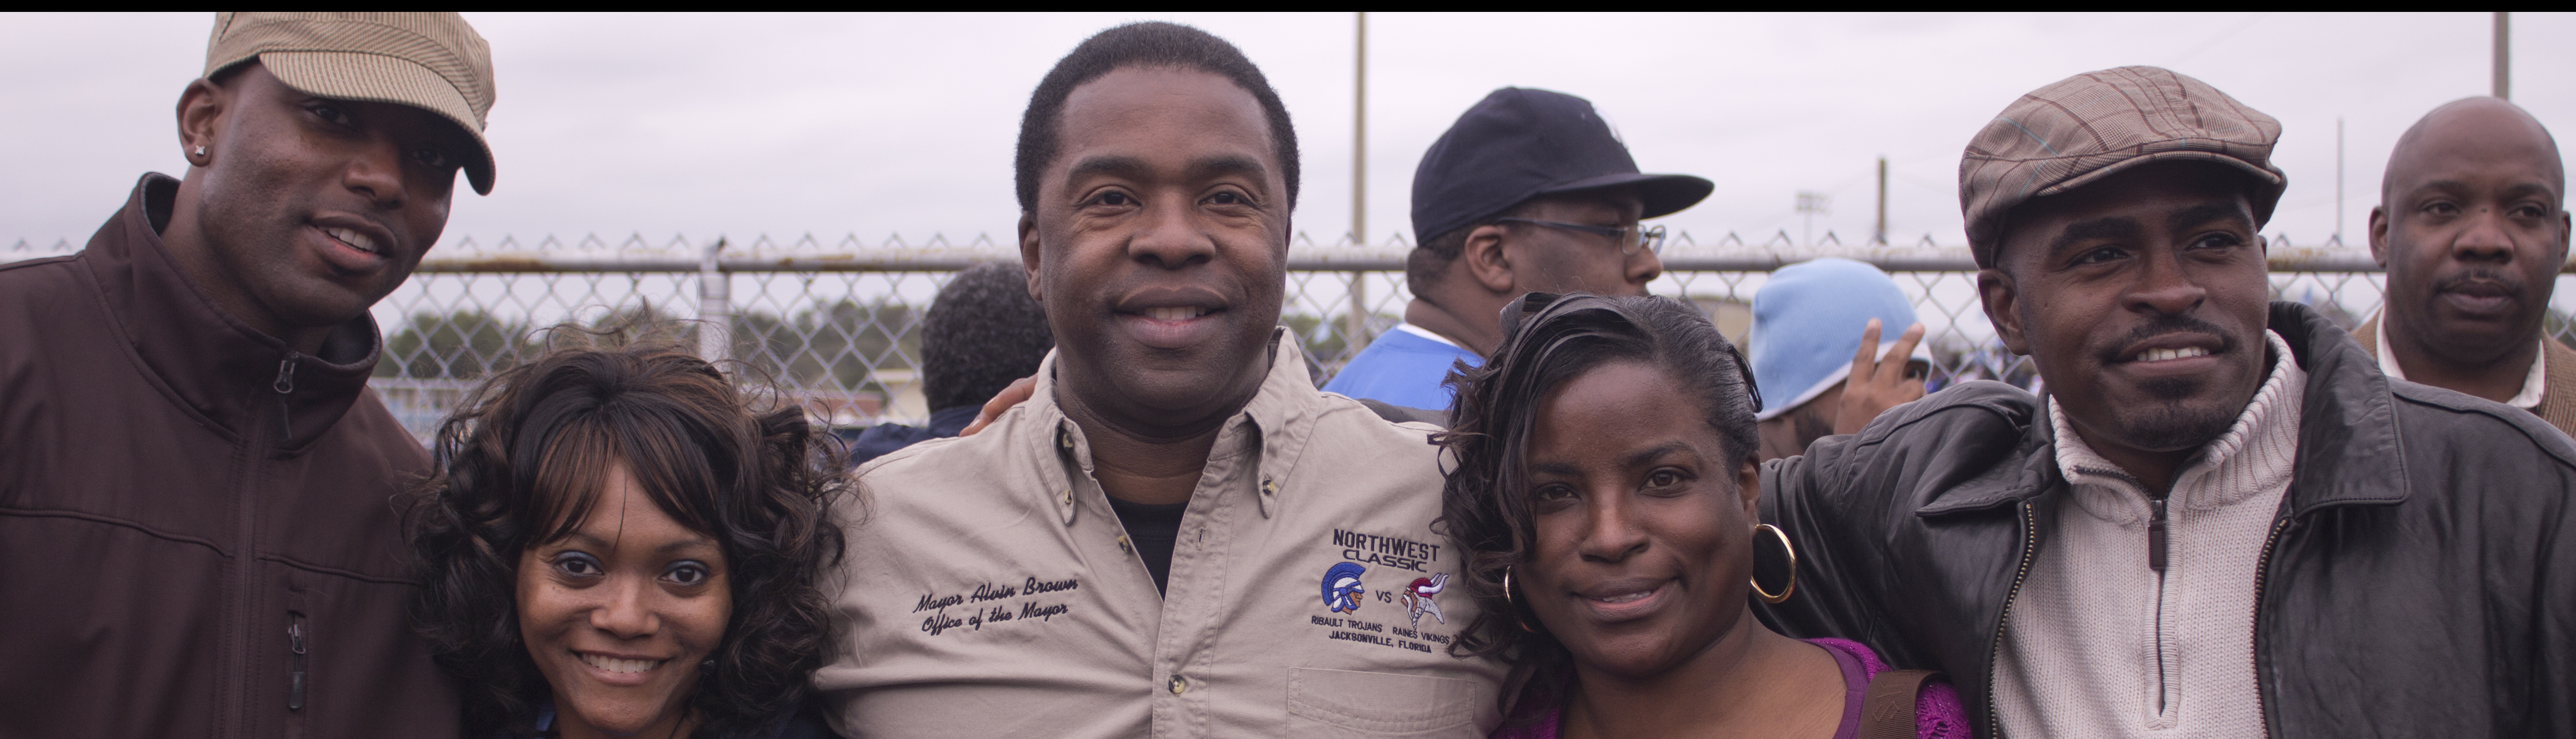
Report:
14,231,2571,442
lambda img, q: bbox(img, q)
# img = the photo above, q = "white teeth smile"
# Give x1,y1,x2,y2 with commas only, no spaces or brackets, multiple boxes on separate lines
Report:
1591,590,1653,604
2135,347,2211,363
577,653,666,674
322,226,379,255
1143,306,1209,321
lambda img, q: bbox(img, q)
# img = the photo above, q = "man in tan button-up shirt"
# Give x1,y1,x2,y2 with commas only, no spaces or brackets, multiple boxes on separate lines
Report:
814,22,1505,738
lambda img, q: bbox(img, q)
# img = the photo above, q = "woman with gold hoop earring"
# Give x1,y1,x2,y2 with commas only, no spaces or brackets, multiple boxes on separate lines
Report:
1433,293,1963,739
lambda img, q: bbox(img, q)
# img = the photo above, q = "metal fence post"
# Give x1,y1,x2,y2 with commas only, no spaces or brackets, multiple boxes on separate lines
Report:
698,237,730,363
1346,270,1368,352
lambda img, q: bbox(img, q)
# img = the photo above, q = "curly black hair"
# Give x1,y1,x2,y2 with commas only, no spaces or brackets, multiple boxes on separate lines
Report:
404,341,848,738
1431,293,1761,719
920,262,1053,412
1014,21,1299,214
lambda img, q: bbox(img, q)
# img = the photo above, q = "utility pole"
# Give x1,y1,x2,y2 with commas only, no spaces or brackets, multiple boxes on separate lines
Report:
1873,156,1889,246
2335,116,2345,246
1346,11,1369,353
1353,11,1368,246
2494,11,2510,100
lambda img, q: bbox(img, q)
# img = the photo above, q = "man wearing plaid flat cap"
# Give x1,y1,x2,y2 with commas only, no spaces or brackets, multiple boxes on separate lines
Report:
0,13,495,737
1756,67,2576,737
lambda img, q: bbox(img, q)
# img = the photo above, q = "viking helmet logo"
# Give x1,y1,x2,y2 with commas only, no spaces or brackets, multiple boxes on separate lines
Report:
1400,573,1448,628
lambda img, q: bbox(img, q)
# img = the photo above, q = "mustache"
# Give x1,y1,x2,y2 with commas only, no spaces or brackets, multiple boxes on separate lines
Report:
2432,268,2526,297
2096,314,2238,363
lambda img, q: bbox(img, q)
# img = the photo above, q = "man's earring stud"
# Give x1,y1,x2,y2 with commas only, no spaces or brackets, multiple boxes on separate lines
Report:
193,146,207,158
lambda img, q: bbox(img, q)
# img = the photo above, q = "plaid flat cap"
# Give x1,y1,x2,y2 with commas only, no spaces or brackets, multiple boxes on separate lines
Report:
1958,66,2286,267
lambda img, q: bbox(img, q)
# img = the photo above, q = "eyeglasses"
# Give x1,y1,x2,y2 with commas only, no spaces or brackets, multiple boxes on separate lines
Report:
1494,218,1667,255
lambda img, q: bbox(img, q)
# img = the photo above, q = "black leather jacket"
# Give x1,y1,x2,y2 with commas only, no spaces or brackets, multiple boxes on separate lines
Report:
1758,302,2576,738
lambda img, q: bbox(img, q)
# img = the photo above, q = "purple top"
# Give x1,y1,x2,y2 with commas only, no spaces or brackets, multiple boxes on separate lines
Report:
1490,638,1967,739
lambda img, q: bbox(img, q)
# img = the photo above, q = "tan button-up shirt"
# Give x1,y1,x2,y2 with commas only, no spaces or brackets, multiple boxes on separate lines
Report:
817,330,1505,738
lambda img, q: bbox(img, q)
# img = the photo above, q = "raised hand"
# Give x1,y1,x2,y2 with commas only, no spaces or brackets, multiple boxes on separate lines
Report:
1834,318,1927,436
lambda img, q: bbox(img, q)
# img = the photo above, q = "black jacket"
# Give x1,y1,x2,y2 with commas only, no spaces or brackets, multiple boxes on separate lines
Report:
842,404,979,467
0,175,458,737
1758,301,2576,738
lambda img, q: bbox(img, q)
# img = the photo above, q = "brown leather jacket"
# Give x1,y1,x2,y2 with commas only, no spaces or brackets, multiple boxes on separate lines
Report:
0,174,459,738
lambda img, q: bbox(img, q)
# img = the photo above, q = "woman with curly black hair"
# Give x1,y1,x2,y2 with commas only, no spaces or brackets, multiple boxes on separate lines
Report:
405,342,846,739
1436,293,1964,739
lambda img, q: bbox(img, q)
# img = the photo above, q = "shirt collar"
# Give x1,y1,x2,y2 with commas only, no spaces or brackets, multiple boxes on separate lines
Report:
1393,322,1465,349
85,173,384,450
2373,306,2546,409
1027,327,1320,523
2049,330,2305,517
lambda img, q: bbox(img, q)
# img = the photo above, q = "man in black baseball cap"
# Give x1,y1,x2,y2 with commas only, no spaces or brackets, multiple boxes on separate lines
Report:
1322,87,1711,410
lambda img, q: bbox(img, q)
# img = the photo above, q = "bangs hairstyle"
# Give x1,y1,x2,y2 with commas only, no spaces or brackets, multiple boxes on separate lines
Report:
1431,293,1761,717
1013,21,1300,214
405,342,848,739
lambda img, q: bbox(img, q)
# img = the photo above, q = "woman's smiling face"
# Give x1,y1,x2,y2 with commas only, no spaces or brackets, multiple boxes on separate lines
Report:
1519,360,1763,679
516,461,730,738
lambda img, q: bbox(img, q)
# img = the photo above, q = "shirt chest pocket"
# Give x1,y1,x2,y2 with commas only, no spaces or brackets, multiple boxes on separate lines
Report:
1285,667,1479,738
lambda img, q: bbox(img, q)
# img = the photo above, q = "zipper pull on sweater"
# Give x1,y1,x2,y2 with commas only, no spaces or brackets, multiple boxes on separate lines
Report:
273,353,299,444
2148,497,2169,574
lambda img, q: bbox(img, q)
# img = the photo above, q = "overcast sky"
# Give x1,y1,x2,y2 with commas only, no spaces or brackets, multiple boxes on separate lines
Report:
4,12,2569,253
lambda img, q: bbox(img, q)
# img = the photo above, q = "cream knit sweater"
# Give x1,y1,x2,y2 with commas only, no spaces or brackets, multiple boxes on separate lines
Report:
1994,331,2302,739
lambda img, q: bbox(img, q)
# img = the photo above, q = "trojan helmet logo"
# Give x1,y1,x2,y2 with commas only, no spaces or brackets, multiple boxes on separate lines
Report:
1321,562,1367,614
1400,573,1448,628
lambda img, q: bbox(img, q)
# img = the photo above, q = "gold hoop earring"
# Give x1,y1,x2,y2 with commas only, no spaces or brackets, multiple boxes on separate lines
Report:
1750,523,1797,604
1503,567,1536,633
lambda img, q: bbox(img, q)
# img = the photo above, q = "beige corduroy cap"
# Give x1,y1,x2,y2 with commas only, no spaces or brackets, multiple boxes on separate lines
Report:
205,12,496,195
1958,66,2285,268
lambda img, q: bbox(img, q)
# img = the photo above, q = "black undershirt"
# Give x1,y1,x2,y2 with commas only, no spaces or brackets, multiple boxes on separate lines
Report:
1105,497,1188,595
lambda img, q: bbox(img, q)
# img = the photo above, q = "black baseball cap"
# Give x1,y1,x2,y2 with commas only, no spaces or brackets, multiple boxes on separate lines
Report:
1411,87,1713,246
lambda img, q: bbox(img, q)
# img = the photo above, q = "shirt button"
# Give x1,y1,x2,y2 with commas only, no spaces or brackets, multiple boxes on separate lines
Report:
1118,534,1133,555
1061,489,1073,506
1261,477,1277,496
1058,430,1075,449
1168,674,1188,694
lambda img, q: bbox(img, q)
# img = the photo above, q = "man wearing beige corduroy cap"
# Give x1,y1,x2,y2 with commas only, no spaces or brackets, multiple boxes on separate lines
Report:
0,13,494,737
1754,67,2576,737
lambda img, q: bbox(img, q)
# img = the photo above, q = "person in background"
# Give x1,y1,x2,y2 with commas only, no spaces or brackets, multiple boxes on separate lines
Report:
1760,66,2576,737
2356,97,2576,436
0,13,494,737
1322,87,1712,411
1747,257,1932,460
844,261,1053,466
406,343,845,739
1439,293,1966,739
815,22,1505,737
